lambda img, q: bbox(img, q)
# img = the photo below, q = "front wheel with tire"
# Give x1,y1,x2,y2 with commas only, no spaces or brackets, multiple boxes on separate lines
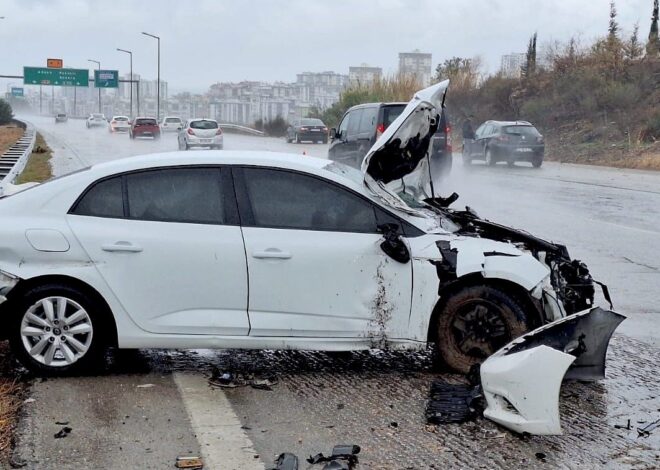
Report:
435,284,530,373
9,284,108,375
532,157,543,168
295,133,300,144
485,148,496,166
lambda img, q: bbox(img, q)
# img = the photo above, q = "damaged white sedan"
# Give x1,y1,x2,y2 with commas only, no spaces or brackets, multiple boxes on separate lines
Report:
0,80,620,421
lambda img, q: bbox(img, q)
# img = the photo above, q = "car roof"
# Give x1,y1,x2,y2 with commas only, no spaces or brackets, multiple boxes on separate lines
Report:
188,118,217,122
135,116,157,119
347,102,407,111
482,120,533,127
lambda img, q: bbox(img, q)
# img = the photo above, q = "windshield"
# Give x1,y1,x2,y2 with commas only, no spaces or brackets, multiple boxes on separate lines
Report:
301,119,324,126
504,125,541,137
190,120,218,129
92,114,104,119
113,116,128,121
165,118,181,123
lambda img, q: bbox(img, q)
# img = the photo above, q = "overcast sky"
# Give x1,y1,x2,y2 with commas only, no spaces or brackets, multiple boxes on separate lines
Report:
0,0,653,93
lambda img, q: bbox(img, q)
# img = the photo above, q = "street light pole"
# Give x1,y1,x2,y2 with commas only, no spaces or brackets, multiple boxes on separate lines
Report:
88,59,101,113
117,48,133,118
142,31,160,121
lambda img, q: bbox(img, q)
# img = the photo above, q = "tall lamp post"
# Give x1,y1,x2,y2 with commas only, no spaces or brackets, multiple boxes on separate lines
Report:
87,59,101,113
116,48,133,118
141,31,160,121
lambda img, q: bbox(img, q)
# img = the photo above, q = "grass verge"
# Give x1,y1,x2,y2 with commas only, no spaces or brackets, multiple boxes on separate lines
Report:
0,342,24,465
15,133,53,184
0,125,24,156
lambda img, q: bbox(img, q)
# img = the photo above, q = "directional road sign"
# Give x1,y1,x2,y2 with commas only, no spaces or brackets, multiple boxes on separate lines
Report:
11,87,24,97
94,70,119,88
23,67,89,87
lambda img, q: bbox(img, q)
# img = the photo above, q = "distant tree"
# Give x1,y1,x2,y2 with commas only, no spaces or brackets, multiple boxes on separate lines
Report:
522,32,538,79
625,23,644,60
648,0,660,56
608,1,619,42
0,99,13,125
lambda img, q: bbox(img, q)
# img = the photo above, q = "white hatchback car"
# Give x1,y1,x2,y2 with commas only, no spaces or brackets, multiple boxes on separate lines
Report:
161,116,183,132
109,115,131,133
178,118,223,150
86,113,106,128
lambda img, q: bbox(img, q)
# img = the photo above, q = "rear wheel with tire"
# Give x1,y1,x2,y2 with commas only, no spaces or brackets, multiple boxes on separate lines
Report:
295,133,301,144
9,283,109,376
435,284,530,373
532,157,543,168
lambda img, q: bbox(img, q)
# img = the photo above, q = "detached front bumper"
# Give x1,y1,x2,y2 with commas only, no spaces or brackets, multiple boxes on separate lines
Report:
0,269,19,305
480,307,625,435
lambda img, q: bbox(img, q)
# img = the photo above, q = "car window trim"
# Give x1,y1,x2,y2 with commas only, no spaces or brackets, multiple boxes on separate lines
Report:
68,165,240,226
231,165,421,236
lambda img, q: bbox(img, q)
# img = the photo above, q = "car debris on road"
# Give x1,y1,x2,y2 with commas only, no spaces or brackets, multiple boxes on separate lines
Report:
175,455,203,469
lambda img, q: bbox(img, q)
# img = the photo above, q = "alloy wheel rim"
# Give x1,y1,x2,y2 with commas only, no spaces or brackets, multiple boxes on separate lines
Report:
451,300,510,359
20,297,93,367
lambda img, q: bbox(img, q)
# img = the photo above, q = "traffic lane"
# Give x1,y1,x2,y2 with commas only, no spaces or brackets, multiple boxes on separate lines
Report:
21,115,328,177
439,157,660,346
15,350,201,469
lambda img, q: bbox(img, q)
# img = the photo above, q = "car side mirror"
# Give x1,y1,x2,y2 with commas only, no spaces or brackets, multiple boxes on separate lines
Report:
378,224,410,263
330,128,338,141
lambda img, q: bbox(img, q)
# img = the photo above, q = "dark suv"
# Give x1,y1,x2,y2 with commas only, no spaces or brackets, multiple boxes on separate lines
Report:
328,103,453,179
328,102,406,168
463,120,544,168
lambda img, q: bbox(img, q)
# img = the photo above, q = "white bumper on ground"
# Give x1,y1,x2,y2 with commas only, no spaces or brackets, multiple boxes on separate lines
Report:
480,307,625,435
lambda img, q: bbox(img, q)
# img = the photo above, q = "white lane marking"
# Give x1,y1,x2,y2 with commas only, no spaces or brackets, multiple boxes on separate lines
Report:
173,372,264,470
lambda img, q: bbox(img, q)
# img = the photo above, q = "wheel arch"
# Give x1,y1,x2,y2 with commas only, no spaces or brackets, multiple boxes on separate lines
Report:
2,274,118,346
426,273,543,344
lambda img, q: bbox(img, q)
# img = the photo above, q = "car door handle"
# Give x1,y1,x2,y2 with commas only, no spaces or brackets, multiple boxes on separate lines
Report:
252,248,292,259
101,242,143,253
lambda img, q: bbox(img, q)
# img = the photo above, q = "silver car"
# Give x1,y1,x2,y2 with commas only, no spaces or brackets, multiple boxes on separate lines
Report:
86,113,106,129
178,118,223,150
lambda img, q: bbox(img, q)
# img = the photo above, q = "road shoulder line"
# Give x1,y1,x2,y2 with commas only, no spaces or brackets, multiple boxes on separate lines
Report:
173,372,264,470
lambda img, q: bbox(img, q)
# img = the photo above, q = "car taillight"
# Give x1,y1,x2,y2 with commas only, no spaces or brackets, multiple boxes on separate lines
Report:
376,123,385,139
537,136,544,143
216,128,223,135
497,135,509,142
300,127,308,131
187,128,195,135
111,120,116,125
323,127,328,132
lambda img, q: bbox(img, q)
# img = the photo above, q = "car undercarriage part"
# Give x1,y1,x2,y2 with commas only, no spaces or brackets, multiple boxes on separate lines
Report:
480,307,625,435
425,380,482,424
269,453,298,470
307,445,360,469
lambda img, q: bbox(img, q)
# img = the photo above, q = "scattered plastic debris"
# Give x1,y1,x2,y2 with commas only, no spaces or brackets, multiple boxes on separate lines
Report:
137,383,155,389
208,367,278,390
54,421,69,426
614,419,632,430
307,444,360,469
535,452,547,462
425,381,482,424
637,418,660,437
269,452,298,470
53,426,72,439
23,398,35,404
175,455,203,469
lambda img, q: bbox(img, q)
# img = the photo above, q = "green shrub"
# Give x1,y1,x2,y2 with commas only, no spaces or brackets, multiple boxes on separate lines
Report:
0,99,13,125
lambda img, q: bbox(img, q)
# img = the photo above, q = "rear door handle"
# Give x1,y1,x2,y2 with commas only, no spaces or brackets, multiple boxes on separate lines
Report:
252,248,292,260
102,241,143,253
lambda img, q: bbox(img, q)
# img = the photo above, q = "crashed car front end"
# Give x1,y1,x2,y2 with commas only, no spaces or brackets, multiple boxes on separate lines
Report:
0,269,19,305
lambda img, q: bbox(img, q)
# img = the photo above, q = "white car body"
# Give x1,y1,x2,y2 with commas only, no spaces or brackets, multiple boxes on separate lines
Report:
109,116,130,132
86,113,106,128
0,82,620,435
161,116,183,132
178,118,223,150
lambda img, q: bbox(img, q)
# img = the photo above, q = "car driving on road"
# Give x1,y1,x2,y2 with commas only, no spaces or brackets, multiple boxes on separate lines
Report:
129,117,160,139
0,82,601,383
86,113,106,128
328,102,406,168
109,116,130,133
54,113,68,123
463,120,545,168
286,118,329,144
161,116,183,132
178,118,223,150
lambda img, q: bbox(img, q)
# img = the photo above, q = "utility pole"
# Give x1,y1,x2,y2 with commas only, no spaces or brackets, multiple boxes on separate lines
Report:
88,59,101,113
136,80,140,116
39,85,42,114
117,48,133,118
142,31,160,121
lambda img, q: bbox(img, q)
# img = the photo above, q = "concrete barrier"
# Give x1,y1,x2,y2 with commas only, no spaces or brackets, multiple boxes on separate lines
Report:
0,120,37,196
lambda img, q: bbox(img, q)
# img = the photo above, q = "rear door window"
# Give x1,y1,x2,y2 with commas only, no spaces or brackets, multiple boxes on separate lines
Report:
381,105,405,129
135,118,157,126
126,168,224,224
358,107,378,134
504,125,541,137
71,176,124,218
337,114,350,138
190,120,219,130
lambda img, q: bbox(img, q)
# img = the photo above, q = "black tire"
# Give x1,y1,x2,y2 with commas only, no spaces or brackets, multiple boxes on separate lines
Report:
507,160,515,167
532,157,543,168
295,133,300,144
8,283,109,376
435,284,530,374
322,138,328,144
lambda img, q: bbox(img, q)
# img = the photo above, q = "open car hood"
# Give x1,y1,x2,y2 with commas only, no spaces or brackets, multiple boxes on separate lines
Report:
361,80,449,214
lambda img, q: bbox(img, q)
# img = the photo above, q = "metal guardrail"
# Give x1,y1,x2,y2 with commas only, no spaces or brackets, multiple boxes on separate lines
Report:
0,120,37,195
218,123,265,136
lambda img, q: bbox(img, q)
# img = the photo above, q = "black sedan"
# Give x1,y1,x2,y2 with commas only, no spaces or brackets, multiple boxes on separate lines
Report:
463,120,545,168
286,118,329,144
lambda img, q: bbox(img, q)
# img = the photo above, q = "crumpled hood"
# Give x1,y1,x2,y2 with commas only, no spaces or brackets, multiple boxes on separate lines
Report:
361,80,449,213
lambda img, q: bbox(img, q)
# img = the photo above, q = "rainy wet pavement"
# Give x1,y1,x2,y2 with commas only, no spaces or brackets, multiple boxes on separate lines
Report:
6,115,660,468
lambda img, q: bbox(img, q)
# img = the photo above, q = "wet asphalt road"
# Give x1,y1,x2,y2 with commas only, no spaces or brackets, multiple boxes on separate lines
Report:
7,115,660,469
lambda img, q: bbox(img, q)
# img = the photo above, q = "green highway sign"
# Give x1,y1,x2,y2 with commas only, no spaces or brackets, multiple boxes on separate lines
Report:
11,87,24,97
94,69,119,88
23,67,89,87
